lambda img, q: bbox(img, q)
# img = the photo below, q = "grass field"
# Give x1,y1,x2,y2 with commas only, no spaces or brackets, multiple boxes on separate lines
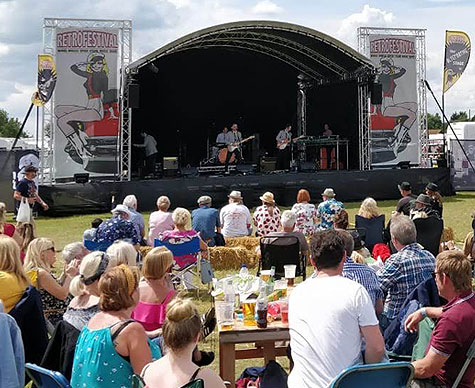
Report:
7,191,475,378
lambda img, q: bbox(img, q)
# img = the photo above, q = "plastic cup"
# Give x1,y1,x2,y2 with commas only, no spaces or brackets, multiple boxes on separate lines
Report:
216,301,234,331
260,270,272,283
243,299,257,326
279,298,289,324
284,265,297,286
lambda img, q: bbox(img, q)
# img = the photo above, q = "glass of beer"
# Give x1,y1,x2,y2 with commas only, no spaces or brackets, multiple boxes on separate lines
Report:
216,301,234,331
279,298,289,325
284,265,297,287
243,299,256,326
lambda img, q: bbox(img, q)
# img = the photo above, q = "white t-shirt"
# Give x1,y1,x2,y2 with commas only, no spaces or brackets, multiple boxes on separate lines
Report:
220,203,251,237
288,275,378,388
144,134,158,157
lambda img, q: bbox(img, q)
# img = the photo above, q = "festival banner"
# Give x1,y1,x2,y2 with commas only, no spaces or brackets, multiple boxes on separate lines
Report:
443,31,471,93
54,28,120,178
368,34,419,166
32,54,56,107
450,139,475,190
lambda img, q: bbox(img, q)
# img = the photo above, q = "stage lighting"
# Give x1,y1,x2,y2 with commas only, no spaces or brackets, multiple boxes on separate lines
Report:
148,63,159,74
74,173,89,184
397,161,411,169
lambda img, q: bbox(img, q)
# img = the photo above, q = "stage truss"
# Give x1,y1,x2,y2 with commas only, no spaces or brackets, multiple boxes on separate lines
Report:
41,18,132,184
357,27,429,167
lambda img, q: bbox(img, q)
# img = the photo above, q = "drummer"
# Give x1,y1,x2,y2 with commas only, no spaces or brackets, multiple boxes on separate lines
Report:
213,126,228,159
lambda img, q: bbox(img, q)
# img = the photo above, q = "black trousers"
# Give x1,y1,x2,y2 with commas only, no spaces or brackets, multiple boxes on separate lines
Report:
145,153,157,175
276,147,291,170
224,148,241,171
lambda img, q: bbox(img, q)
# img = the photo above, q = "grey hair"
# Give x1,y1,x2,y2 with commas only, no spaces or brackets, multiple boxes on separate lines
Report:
62,242,87,264
390,215,417,245
281,210,297,229
123,194,137,209
157,195,171,211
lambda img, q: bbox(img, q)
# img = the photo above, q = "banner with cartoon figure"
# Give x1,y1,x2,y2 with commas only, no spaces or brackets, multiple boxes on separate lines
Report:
32,54,56,107
443,31,471,93
369,35,419,166
54,28,120,178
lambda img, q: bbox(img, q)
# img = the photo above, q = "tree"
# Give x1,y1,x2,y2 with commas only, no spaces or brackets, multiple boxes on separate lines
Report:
427,113,442,129
0,109,24,138
450,111,469,122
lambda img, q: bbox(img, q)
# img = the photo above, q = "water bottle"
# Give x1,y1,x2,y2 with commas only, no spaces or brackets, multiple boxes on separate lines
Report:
256,286,268,329
224,279,235,304
239,264,249,278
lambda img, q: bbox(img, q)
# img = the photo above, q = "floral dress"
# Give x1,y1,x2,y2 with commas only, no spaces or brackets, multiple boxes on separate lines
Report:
291,202,317,237
253,205,281,237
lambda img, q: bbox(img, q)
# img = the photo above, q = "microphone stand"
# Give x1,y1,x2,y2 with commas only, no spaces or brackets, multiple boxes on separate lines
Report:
424,80,475,174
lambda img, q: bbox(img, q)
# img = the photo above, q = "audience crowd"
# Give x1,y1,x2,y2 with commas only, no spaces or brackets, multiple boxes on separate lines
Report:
1,179,474,388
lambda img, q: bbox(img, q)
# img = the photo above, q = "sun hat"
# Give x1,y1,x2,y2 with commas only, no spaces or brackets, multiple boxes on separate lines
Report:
259,192,275,204
398,182,412,191
228,190,243,200
425,182,439,192
197,195,212,205
415,194,432,207
322,188,335,198
111,204,131,216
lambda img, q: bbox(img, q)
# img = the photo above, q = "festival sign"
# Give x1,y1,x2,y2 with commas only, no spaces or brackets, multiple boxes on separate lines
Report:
368,35,419,166
443,31,471,93
54,28,120,178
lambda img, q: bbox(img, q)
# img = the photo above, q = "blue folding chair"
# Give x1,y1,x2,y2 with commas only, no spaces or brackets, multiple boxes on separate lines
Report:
330,362,414,388
83,239,112,252
26,363,71,388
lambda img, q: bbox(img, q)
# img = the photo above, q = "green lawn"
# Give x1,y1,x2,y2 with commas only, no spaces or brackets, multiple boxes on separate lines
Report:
7,192,475,378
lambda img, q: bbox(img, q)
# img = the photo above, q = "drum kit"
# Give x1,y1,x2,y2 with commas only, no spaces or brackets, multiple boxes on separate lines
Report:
203,136,255,166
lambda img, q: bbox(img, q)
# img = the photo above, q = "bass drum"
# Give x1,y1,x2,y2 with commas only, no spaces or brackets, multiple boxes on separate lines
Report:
218,148,235,164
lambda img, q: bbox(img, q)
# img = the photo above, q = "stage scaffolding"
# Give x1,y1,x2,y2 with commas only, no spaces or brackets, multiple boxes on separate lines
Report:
41,18,132,184
357,27,429,167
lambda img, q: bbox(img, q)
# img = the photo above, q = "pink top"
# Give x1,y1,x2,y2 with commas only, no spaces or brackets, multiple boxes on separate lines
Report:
158,229,200,268
132,289,176,331
148,211,174,245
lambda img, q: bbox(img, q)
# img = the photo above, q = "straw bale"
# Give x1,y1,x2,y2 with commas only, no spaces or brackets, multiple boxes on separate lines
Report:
224,236,260,251
209,246,258,270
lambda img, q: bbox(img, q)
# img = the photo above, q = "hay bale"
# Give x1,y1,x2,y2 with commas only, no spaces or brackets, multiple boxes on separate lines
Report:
209,246,258,270
225,236,260,251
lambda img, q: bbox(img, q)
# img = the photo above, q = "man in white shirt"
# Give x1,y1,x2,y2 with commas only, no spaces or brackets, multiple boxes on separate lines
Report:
135,131,158,176
224,123,243,172
216,126,228,144
275,124,292,170
289,230,385,388
219,190,251,237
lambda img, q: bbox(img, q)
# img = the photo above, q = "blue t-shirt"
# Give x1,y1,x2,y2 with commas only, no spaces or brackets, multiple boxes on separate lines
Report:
192,206,220,240
15,178,37,198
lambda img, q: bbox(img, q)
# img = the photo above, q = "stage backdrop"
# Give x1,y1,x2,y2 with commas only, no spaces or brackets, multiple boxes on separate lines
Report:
369,35,419,166
54,28,120,178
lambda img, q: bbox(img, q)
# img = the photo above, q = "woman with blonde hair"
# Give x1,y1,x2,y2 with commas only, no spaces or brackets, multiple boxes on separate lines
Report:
16,222,35,261
291,189,317,236
148,195,174,245
106,240,137,267
355,197,385,252
0,235,29,312
253,191,281,237
70,265,161,388
141,298,225,388
0,202,23,247
24,237,79,326
63,251,109,331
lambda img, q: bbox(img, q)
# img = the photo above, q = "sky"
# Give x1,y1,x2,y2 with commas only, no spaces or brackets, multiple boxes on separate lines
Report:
1,0,475,136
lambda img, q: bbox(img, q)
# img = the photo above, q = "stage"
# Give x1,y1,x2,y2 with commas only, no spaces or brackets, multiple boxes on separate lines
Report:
39,167,452,215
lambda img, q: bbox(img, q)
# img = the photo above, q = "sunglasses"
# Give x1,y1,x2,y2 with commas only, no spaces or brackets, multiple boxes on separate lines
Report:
47,246,56,253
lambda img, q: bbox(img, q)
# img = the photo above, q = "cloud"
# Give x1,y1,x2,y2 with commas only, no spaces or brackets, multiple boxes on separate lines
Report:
251,0,283,15
337,4,395,48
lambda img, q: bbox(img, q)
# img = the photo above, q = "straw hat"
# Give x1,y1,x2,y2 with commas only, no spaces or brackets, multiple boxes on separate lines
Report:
322,188,335,198
228,190,243,200
197,195,212,205
259,192,275,204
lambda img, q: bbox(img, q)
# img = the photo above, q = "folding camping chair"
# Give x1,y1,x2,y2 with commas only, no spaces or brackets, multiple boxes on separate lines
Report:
259,235,306,280
452,336,475,388
25,363,71,388
413,217,444,257
154,237,214,291
83,239,112,252
330,362,414,388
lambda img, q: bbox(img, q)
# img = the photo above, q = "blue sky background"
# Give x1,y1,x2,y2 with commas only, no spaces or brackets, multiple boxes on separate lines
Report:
1,0,475,135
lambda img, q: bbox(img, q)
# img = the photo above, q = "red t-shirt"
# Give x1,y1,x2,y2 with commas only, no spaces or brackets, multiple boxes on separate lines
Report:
429,291,475,387
3,223,15,237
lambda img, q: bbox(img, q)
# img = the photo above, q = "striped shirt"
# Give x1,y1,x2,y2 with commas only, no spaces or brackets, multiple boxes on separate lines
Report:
378,243,435,320
343,257,383,306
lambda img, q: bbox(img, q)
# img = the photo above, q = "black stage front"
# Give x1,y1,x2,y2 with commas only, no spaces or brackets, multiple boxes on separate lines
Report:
40,168,452,215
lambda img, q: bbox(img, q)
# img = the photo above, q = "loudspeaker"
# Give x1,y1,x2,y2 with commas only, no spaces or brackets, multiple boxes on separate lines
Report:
74,173,89,184
397,161,411,169
260,157,277,172
371,83,383,105
163,157,179,177
128,84,140,108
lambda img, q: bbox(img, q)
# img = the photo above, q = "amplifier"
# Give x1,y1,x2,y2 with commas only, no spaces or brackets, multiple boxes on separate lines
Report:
163,157,178,170
260,157,277,172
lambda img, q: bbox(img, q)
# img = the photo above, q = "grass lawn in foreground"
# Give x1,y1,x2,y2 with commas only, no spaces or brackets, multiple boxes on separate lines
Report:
7,191,475,379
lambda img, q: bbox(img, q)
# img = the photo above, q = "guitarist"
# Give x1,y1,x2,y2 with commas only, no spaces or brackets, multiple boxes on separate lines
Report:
224,123,243,172
276,124,292,170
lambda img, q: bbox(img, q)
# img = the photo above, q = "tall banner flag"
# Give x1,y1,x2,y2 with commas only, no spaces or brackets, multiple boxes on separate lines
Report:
443,31,471,93
32,54,57,107
54,28,120,178
369,35,419,166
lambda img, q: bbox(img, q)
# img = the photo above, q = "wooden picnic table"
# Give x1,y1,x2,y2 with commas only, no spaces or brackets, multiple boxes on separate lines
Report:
218,317,290,387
